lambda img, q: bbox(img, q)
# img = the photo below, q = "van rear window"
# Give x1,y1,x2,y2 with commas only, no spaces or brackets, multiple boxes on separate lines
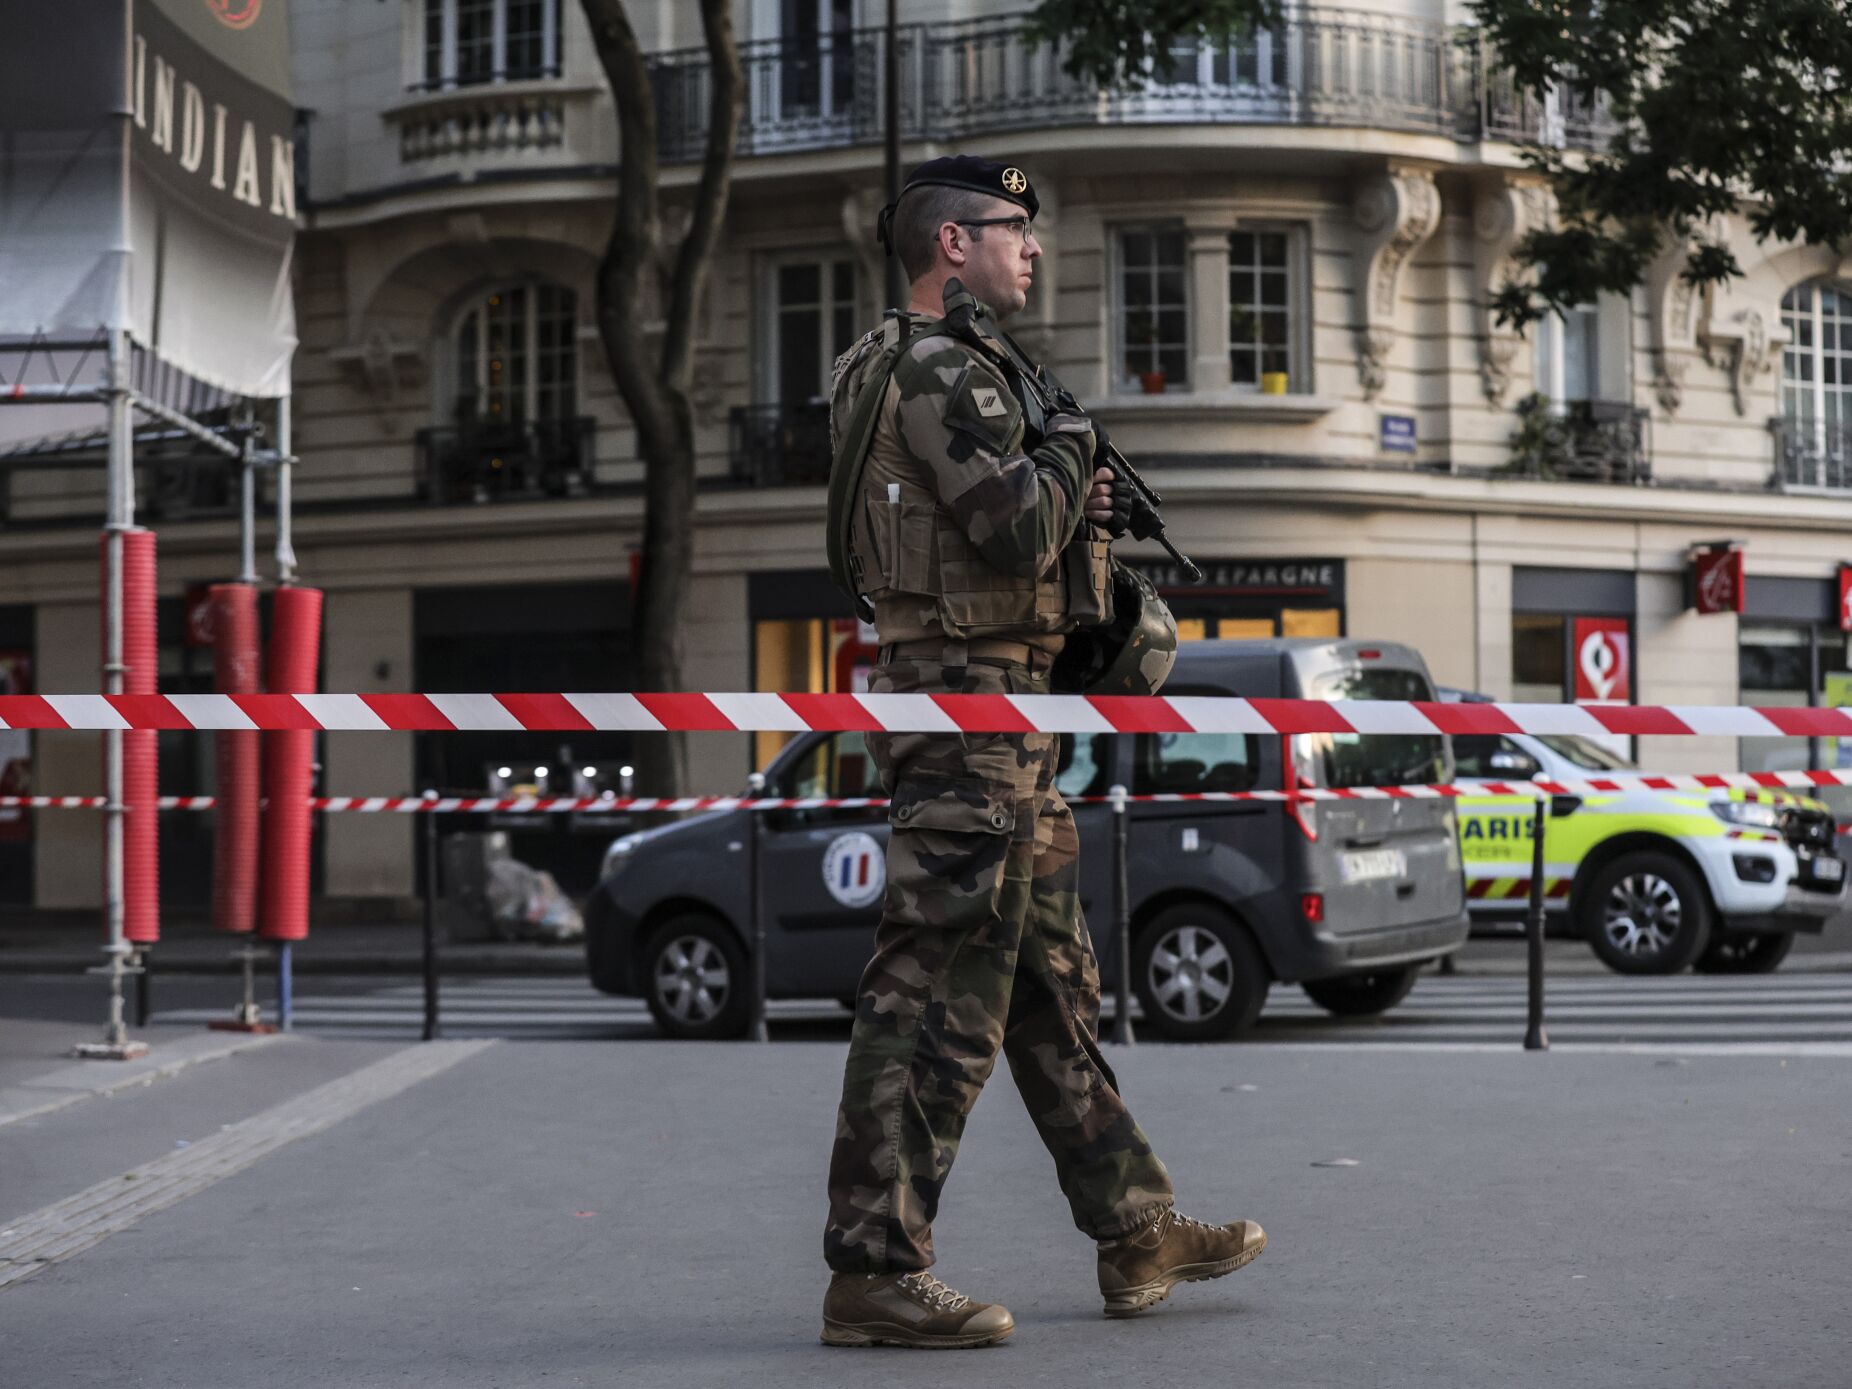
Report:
1295,666,1447,788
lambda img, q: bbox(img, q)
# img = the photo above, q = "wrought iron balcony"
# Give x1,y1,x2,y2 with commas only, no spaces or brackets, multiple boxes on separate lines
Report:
648,10,1611,163
414,416,596,505
729,403,832,487
1772,418,1852,492
1502,399,1651,485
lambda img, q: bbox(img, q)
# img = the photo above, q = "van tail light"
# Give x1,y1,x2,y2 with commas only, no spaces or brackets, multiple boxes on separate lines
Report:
1283,735,1318,841
1300,893,1325,924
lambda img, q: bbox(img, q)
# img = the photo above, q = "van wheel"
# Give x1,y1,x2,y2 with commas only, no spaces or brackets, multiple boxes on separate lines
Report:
642,914,750,1039
1133,905,1268,1041
1301,964,1421,1018
1693,930,1795,974
1580,852,1711,975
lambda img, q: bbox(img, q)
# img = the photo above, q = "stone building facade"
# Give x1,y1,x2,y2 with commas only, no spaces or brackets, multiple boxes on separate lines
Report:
6,0,1852,912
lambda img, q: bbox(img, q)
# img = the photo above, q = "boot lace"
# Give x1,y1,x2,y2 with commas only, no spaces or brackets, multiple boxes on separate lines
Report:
896,1271,971,1313
1166,1210,1222,1234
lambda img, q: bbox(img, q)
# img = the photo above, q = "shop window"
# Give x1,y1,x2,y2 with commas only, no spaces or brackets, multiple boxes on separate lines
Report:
1512,613,1567,702
753,616,875,770
1115,227,1189,392
1228,229,1302,391
422,0,562,90
1172,612,1341,641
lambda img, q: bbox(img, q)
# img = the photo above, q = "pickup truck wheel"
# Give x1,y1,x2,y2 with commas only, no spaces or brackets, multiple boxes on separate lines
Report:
1133,905,1268,1041
1580,852,1712,975
1301,964,1421,1017
642,914,751,1039
1693,930,1795,974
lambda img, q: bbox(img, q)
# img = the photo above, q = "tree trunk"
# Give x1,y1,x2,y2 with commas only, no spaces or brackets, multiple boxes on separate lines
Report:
581,0,742,796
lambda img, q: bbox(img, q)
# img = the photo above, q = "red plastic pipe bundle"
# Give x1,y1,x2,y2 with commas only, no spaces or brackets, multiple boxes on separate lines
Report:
260,585,322,942
107,528,160,945
210,583,261,935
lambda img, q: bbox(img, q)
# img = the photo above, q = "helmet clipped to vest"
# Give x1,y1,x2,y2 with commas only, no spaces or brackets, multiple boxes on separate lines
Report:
1051,560,1179,697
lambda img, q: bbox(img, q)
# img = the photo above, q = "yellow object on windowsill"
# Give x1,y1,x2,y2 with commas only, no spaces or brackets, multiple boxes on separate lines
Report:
1260,371,1289,395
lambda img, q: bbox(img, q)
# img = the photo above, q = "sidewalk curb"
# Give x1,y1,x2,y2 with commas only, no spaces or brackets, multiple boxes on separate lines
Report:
0,1030,291,1130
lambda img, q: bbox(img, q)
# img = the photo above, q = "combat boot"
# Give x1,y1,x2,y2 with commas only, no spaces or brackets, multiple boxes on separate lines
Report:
1096,1208,1267,1318
821,1270,1015,1349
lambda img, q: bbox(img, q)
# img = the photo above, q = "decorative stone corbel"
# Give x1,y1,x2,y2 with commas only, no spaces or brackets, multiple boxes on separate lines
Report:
1472,181,1551,404
1644,217,1724,415
1352,168,1441,399
329,329,425,415
1702,304,1789,417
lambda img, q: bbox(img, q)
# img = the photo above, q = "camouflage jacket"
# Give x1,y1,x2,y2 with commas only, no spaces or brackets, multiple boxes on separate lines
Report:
830,314,1110,647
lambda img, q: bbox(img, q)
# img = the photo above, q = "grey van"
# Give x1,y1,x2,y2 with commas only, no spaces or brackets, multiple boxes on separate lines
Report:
584,639,1468,1041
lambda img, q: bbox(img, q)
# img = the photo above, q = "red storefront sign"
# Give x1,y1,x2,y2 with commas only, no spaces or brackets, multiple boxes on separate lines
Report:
1572,617,1631,701
1839,565,1852,633
184,584,217,647
1690,545,1744,615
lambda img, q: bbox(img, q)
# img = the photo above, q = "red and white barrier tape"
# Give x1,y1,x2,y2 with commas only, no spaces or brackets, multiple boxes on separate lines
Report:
8,692,1852,737
3,771,1848,813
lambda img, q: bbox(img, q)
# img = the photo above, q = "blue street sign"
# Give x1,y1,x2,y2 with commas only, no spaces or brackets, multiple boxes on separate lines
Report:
1379,414,1417,453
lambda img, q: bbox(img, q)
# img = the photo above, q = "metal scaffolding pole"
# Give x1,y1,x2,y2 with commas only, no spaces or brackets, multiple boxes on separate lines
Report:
75,328,145,1060
272,391,297,1020
275,395,296,583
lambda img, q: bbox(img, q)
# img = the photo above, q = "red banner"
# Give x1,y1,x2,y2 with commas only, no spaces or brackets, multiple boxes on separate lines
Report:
1572,617,1631,702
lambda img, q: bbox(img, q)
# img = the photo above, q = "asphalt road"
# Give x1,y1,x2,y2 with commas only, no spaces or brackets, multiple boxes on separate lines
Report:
1,1032,1848,1387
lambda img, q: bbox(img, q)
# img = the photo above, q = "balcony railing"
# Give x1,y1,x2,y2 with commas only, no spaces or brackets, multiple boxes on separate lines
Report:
387,81,570,163
415,417,596,505
729,403,832,487
648,10,1613,163
1502,400,1651,484
1772,418,1852,492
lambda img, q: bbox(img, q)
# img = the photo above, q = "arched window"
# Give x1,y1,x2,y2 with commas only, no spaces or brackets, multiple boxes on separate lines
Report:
1780,280,1852,439
453,282,576,424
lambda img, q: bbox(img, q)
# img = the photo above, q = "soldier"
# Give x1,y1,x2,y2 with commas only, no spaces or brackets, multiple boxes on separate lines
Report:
818,156,1266,1349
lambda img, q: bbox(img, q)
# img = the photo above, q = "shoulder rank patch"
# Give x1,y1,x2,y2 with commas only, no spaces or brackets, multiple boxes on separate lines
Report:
941,362,1023,455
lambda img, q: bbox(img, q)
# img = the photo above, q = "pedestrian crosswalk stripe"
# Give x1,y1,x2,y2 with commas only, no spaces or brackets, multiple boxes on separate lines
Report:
148,972,1852,1047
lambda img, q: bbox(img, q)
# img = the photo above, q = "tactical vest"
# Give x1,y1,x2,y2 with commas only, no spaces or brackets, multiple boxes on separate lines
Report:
827,315,1111,646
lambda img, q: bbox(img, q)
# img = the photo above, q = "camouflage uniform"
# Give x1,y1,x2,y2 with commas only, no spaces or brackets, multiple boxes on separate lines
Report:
823,321,1175,1274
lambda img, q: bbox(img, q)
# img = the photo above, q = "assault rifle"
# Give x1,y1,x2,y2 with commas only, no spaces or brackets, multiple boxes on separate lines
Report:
941,279,1203,584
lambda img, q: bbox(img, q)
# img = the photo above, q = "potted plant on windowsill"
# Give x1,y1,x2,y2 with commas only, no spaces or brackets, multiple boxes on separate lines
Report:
1124,309,1167,394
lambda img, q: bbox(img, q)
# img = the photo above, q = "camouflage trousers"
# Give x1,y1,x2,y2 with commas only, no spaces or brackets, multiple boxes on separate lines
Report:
823,655,1174,1274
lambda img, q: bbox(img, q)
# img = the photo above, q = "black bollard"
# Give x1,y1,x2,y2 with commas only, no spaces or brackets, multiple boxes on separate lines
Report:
747,808,769,1043
1524,794,1549,1051
422,796,441,1042
1110,783,1135,1046
134,949,151,1028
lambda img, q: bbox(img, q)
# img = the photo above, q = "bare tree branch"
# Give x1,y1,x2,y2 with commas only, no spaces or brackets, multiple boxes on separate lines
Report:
662,0,743,386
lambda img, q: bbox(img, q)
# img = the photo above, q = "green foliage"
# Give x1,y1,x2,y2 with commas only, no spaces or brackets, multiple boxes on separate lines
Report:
1026,0,1281,90
1471,0,1852,328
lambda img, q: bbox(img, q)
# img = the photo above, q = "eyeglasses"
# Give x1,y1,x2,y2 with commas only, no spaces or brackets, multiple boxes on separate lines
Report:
957,216,1036,243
